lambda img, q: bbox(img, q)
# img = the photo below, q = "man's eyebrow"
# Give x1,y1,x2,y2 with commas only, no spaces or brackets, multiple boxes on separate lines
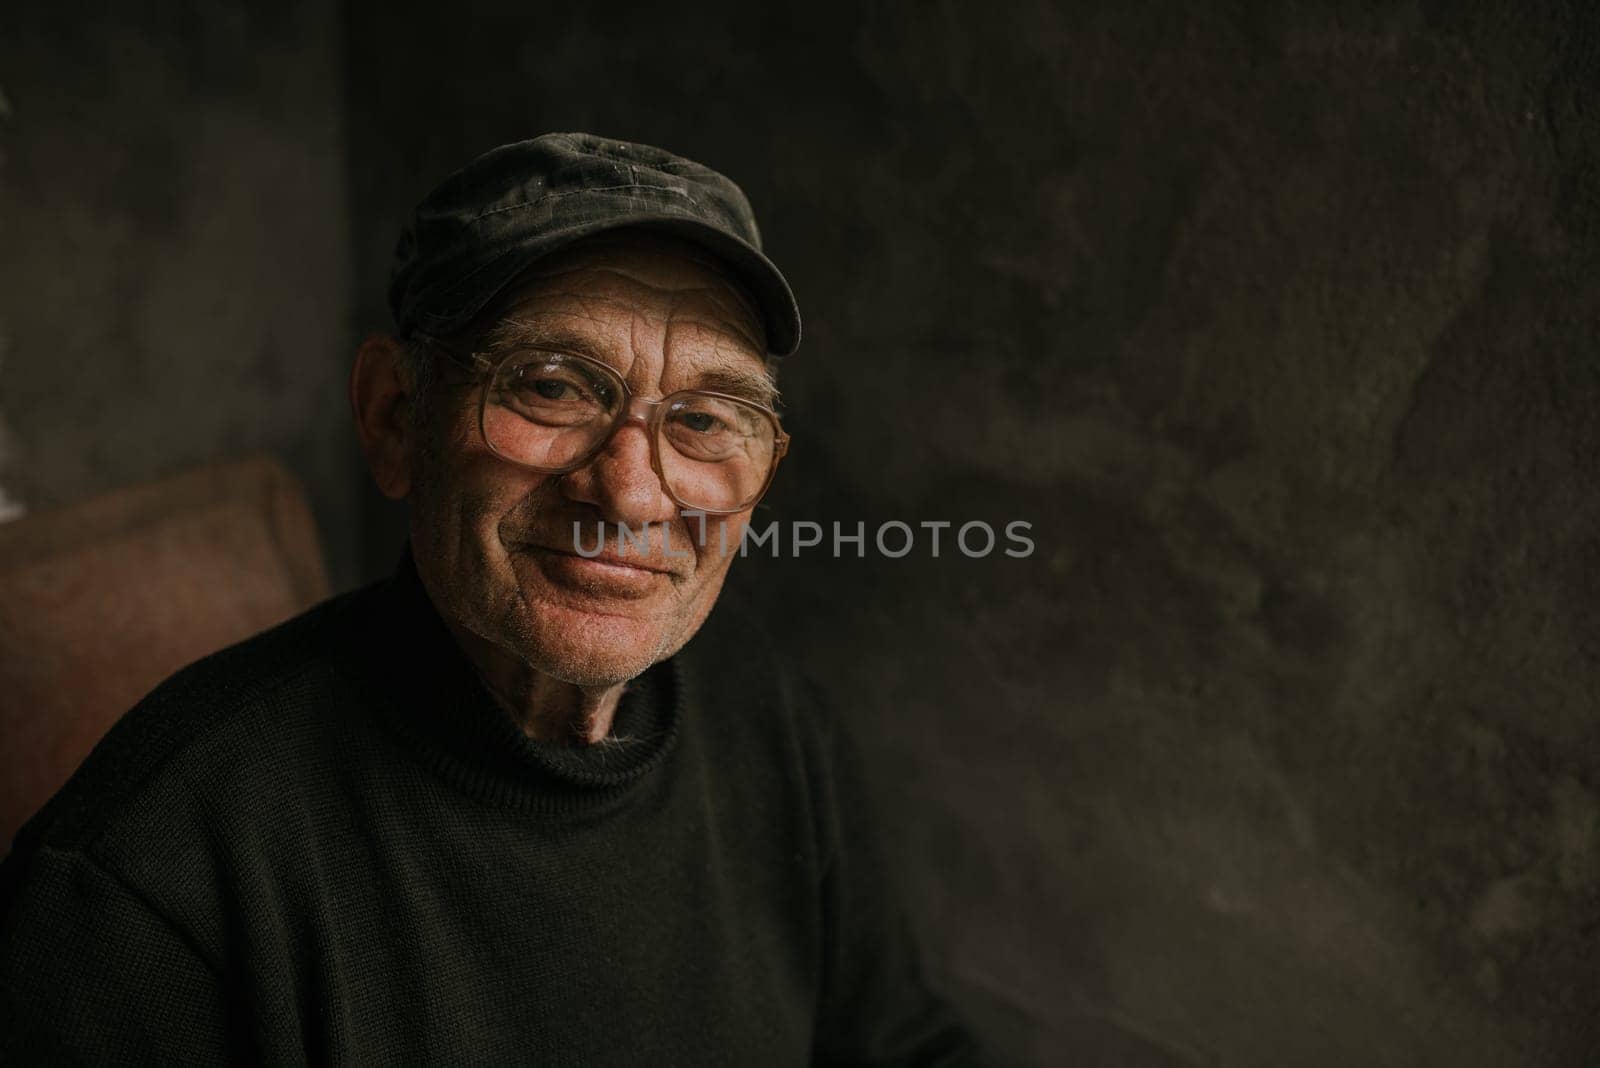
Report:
479,319,606,360
690,368,780,409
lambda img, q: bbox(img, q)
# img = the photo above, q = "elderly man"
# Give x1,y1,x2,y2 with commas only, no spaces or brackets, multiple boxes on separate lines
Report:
0,133,982,1065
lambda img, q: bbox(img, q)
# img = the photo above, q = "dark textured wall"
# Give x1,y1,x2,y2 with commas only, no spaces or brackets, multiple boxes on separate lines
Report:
350,4,1600,1064
0,2,361,583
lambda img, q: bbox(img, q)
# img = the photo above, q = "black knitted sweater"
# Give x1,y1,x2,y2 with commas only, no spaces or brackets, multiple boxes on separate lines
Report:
0,551,981,1066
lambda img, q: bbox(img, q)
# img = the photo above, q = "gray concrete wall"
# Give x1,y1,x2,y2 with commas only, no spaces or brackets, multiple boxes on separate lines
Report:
349,3,1600,1064
0,2,360,584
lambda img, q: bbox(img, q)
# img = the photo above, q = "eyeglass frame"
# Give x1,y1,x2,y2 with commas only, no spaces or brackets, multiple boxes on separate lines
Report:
412,329,792,516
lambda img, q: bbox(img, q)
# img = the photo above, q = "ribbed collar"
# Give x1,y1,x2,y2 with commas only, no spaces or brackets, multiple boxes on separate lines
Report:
359,547,683,818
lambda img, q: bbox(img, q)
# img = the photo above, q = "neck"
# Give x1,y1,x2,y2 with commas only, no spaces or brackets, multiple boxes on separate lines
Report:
440,616,627,745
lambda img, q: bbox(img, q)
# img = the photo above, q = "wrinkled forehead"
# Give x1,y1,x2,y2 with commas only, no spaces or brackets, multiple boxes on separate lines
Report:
480,229,769,359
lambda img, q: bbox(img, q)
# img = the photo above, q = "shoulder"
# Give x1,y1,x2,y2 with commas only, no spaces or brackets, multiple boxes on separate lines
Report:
7,580,385,861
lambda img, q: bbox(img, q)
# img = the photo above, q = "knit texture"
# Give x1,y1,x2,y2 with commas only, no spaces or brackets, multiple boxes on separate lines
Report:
0,551,982,1066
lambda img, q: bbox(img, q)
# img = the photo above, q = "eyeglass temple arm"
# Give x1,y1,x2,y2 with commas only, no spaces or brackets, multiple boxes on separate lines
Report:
412,333,491,375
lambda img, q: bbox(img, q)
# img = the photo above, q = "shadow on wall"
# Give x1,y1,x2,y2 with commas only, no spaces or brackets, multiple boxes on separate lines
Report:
0,4,359,584
0,80,22,524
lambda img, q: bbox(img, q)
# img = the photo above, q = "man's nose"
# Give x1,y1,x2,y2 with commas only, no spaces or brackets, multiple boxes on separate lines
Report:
557,408,679,525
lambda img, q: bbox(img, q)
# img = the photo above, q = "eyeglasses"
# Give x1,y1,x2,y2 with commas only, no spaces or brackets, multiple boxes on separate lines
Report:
416,332,790,515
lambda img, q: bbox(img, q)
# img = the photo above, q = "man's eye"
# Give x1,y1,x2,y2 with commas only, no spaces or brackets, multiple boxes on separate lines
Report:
676,410,726,434
509,365,608,406
529,377,580,401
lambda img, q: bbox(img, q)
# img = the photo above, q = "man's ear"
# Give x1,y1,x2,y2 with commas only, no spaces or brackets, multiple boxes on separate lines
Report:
350,333,416,501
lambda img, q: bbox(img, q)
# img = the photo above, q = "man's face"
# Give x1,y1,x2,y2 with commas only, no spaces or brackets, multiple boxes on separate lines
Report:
404,233,772,688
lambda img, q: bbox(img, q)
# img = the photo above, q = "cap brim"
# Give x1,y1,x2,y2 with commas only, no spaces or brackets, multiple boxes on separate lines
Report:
410,214,801,357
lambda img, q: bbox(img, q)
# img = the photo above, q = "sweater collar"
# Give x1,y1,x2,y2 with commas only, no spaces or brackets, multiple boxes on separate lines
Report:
363,546,683,816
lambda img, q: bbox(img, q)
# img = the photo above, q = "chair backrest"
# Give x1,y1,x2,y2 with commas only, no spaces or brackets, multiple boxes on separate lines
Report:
0,455,330,846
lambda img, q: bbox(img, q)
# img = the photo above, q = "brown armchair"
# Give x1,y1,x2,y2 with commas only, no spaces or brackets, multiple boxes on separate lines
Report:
0,456,330,848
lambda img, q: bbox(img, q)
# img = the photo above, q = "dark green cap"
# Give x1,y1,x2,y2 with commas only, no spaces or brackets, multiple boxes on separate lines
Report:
387,132,801,356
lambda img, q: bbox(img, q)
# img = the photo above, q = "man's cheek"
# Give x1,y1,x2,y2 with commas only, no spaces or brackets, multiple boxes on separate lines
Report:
683,511,737,553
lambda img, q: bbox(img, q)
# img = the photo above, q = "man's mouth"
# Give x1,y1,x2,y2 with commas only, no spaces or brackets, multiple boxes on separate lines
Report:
534,545,677,575
510,541,687,598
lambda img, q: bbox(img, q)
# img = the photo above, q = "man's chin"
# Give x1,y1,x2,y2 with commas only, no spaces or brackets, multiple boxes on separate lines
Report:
505,600,674,688
480,543,723,685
